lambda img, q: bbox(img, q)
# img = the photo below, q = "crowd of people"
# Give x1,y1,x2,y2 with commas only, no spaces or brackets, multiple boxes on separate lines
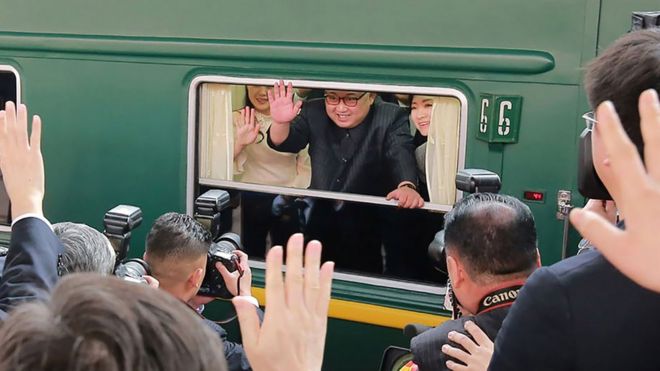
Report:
0,28,656,371
404,28,660,371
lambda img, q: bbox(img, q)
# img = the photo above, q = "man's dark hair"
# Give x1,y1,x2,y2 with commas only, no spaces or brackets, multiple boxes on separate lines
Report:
145,212,212,262
0,273,227,371
585,28,660,156
53,222,115,275
444,193,538,282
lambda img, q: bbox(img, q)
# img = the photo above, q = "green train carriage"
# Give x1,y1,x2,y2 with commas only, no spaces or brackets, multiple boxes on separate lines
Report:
0,1,656,369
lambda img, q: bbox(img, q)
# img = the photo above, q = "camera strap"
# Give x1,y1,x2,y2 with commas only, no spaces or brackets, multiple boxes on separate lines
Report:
476,281,524,314
212,261,246,325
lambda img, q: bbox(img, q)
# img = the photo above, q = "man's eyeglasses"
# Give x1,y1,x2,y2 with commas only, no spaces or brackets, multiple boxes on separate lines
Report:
582,111,597,130
324,92,368,107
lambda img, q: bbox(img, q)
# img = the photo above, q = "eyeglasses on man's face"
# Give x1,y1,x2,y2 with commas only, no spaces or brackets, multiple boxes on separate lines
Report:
582,111,597,130
324,92,368,107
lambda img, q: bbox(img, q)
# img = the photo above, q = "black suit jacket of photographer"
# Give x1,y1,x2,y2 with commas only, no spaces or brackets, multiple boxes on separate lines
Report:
203,307,264,371
490,249,660,371
411,301,510,371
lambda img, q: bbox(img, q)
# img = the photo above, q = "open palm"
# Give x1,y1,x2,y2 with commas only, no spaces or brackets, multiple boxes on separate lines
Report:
235,107,260,146
268,80,303,124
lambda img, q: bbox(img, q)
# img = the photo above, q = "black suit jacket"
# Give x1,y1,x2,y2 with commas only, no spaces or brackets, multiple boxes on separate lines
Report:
412,306,510,371
203,306,264,371
0,217,63,320
490,250,660,371
268,98,418,196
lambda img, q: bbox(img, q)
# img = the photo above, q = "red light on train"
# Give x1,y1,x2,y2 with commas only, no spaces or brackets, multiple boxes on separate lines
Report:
523,191,545,202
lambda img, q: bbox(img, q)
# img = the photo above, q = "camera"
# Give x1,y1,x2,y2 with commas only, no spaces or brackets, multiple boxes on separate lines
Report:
194,189,231,241
197,232,241,299
115,258,150,285
103,204,143,264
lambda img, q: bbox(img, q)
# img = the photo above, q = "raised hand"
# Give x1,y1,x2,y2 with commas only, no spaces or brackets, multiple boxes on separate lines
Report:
268,80,303,125
232,234,334,371
569,89,660,292
235,107,260,147
0,102,44,218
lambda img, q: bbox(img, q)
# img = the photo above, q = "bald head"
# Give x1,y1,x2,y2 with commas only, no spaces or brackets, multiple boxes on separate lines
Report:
444,193,538,283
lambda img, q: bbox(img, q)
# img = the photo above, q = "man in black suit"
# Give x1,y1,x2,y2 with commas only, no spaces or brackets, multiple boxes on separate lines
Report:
489,29,660,371
267,81,423,273
0,101,63,319
410,193,540,371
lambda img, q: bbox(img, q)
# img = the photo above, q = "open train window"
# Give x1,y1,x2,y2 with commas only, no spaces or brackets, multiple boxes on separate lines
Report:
0,66,20,229
188,76,467,287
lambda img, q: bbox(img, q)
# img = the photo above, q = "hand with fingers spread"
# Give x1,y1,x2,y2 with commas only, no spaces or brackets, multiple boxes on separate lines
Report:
217,250,253,297
268,80,303,125
0,102,44,218
441,321,493,371
232,234,334,371
570,89,660,292
234,107,261,158
268,81,303,146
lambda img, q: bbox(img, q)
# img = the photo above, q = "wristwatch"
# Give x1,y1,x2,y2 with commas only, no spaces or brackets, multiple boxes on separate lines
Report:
399,182,417,191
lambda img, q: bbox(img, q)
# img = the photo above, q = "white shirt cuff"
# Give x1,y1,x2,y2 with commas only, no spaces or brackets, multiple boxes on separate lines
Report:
11,213,52,230
240,295,259,307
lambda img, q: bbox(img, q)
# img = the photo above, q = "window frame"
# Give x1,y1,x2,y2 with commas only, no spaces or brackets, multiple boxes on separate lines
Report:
0,65,21,233
186,75,468,293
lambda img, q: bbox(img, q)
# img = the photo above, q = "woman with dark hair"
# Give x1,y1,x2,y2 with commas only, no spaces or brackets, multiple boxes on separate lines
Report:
410,94,435,201
382,95,445,281
233,85,310,188
233,85,311,255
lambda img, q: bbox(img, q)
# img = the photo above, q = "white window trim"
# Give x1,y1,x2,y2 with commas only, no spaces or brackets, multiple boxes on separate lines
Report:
187,75,468,213
186,75,468,292
0,65,21,233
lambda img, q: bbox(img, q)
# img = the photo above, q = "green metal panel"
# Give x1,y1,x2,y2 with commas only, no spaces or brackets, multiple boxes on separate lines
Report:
0,0,653,366
15,57,192,249
1,0,600,85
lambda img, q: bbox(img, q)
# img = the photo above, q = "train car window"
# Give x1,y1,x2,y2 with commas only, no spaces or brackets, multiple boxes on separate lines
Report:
190,77,467,284
0,67,20,228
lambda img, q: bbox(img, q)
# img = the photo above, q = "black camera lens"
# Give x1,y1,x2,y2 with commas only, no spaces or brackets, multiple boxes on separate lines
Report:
213,232,241,253
198,232,242,298
115,258,150,284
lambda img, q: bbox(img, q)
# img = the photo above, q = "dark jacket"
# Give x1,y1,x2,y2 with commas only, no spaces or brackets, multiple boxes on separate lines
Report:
0,217,64,319
411,282,523,371
412,307,510,371
268,98,418,196
490,250,660,371
203,307,264,371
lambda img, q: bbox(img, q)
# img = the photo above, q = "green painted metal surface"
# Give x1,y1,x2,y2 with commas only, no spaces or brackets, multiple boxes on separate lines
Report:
0,0,655,367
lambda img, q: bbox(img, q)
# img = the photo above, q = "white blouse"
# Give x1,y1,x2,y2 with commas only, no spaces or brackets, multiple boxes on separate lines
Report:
233,111,311,188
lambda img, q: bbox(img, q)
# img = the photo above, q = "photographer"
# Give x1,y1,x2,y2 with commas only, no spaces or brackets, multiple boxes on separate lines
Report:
409,193,540,371
143,212,259,371
489,29,660,371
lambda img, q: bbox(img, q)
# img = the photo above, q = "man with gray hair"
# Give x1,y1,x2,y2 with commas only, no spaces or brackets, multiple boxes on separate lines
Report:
52,222,116,275
0,222,116,281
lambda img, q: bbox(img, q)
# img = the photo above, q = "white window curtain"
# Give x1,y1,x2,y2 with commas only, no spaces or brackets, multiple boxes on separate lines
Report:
425,97,461,205
198,83,234,180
